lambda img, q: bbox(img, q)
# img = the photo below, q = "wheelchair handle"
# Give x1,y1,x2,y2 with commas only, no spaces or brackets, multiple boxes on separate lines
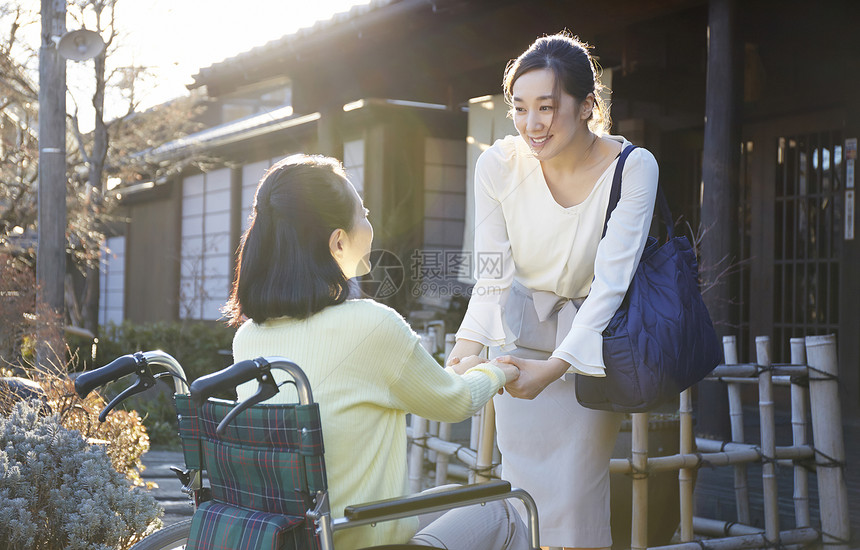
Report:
75,353,142,398
75,350,189,398
190,357,314,407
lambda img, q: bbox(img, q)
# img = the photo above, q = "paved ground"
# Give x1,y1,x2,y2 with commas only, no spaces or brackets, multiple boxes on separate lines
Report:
140,450,195,526
140,413,860,546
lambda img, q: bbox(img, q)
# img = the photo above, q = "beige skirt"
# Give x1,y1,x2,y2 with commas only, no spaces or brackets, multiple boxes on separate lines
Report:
492,282,623,548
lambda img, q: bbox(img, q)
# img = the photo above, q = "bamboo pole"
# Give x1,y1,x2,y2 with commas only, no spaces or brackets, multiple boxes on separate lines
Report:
708,364,809,378
696,439,813,459
679,389,695,542
716,375,793,386
692,516,764,537
475,399,496,482
650,527,819,549
427,421,439,463
409,415,428,492
647,449,756,470
722,336,750,525
755,336,780,544
435,421,452,485
630,412,649,550
470,342,490,483
805,334,850,549
789,337,810,527
469,411,481,484
432,333,458,486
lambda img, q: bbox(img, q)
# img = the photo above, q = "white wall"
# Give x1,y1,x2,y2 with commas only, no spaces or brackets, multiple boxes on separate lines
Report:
180,168,232,320
344,138,365,197
241,160,272,232
99,236,125,326
424,137,467,250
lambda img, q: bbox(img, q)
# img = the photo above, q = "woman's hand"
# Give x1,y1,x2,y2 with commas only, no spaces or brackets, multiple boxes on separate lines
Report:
491,361,520,386
495,356,570,400
449,354,487,375
446,338,485,368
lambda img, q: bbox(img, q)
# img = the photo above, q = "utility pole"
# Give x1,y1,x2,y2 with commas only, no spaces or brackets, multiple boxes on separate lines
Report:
38,0,67,365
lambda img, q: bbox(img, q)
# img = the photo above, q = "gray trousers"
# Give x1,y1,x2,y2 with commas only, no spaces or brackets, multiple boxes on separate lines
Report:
408,484,529,550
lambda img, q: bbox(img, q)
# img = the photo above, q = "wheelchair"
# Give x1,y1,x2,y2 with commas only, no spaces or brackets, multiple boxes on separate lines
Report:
75,351,540,550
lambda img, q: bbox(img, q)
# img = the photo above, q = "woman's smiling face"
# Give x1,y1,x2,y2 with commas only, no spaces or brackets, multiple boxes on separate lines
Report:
511,68,589,161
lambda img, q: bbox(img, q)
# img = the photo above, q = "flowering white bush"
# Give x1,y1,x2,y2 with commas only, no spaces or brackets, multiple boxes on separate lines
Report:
0,401,162,549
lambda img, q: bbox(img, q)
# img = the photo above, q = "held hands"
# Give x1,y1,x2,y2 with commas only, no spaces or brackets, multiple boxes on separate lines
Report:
448,354,521,389
494,356,570,400
447,354,486,375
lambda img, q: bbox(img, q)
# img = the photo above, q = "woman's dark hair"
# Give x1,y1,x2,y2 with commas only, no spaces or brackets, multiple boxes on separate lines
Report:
223,154,355,326
503,32,610,135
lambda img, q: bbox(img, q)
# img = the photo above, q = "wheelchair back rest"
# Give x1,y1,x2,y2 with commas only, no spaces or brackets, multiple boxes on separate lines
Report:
175,394,328,516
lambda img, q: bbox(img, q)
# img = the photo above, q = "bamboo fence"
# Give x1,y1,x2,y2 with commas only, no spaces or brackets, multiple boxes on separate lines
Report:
406,333,851,549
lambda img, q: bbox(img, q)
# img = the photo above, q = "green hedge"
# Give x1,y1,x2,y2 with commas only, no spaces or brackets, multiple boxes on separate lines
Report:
96,320,236,382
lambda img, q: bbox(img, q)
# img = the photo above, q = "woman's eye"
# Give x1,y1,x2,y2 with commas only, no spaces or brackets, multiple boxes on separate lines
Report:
539,105,553,111
514,106,525,113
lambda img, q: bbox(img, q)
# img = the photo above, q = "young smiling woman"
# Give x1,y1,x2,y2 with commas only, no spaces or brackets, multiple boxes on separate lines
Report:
222,154,526,550
448,33,659,550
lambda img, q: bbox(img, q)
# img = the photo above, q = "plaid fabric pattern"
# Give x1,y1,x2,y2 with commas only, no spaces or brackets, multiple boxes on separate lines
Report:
202,438,314,516
176,393,327,550
187,501,319,550
175,395,203,470
199,401,326,457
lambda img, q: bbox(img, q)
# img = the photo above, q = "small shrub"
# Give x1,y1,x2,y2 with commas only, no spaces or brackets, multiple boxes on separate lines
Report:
0,401,162,550
44,377,152,487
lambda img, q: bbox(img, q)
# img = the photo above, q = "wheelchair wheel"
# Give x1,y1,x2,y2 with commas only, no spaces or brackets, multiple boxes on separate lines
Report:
130,519,192,550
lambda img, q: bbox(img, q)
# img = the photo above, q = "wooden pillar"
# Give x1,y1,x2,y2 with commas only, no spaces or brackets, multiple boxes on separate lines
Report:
317,105,343,160
37,0,68,366
697,0,741,440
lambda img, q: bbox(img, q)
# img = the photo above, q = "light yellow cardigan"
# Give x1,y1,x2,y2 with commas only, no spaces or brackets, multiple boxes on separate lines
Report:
233,299,507,550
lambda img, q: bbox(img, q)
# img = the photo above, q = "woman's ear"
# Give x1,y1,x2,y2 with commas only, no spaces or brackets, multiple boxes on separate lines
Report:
329,228,347,259
580,93,595,121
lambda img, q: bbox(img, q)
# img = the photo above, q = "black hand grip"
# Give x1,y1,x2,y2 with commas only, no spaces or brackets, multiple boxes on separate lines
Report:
190,359,266,406
98,375,155,422
216,382,278,435
74,354,143,398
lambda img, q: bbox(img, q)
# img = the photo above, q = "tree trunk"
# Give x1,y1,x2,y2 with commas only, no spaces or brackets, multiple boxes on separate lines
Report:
83,47,108,335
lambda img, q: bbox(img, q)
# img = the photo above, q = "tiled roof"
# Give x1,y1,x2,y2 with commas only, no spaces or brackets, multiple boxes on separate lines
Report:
139,105,318,161
189,0,396,87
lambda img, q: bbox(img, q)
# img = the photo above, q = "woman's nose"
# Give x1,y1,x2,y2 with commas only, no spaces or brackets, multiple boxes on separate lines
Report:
526,111,544,132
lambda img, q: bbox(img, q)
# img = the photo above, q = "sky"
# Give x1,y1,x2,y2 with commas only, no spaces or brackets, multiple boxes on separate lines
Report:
23,0,372,128
110,0,372,111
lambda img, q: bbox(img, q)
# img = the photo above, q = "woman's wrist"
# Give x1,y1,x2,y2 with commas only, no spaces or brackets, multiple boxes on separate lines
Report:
545,357,571,381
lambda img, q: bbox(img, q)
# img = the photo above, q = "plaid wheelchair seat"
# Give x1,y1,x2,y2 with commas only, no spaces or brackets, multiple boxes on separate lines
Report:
175,394,326,550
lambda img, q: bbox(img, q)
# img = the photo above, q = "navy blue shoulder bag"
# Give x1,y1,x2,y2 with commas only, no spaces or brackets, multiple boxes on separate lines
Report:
574,145,723,413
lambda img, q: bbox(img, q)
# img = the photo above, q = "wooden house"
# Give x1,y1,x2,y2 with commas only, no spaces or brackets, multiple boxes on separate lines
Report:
107,0,860,415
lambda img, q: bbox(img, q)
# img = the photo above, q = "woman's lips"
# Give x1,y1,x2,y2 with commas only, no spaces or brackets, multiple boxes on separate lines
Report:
529,135,550,148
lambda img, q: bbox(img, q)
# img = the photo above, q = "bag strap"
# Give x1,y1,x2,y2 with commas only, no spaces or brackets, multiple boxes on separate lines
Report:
601,144,674,240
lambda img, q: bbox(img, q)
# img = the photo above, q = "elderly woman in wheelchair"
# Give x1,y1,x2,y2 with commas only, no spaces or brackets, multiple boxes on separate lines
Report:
204,154,538,550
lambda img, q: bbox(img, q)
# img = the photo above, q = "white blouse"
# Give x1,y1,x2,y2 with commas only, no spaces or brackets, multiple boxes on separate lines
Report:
456,134,659,376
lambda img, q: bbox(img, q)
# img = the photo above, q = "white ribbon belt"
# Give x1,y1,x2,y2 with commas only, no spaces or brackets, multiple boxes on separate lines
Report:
531,290,587,348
